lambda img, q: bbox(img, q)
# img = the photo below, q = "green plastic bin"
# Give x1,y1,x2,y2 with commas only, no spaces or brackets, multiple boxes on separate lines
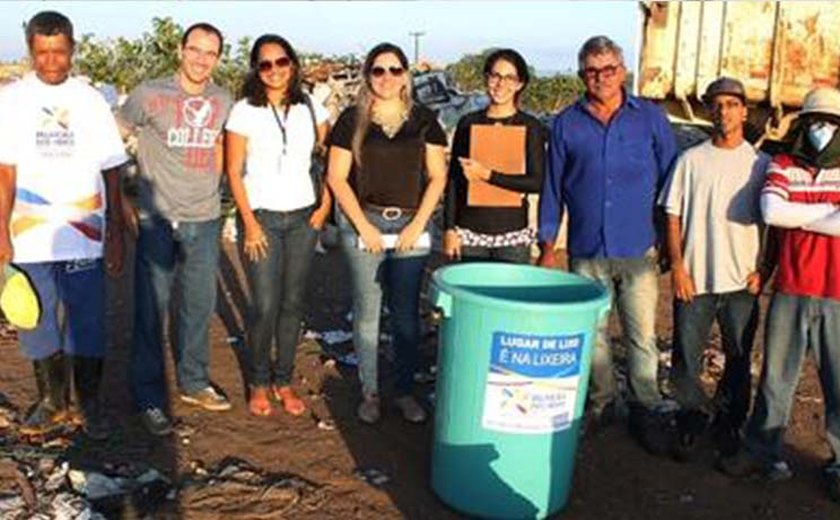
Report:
429,263,611,519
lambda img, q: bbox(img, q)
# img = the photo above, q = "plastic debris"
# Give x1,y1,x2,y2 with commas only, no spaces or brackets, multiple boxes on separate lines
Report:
353,467,390,487
316,419,336,431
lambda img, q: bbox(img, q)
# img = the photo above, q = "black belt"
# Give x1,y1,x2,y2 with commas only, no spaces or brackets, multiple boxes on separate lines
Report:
363,203,418,221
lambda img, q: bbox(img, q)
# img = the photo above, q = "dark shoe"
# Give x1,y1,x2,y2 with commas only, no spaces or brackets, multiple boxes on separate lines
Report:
673,409,709,462
824,466,840,502
717,450,792,481
357,395,381,424
140,406,173,437
20,352,69,436
583,401,621,437
628,405,675,456
72,356,114,440
393,396,427,424
710,414,742,457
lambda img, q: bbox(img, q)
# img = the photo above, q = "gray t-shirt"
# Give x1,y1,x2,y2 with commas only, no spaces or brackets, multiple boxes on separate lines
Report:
120,76,232,221
659,140,770,295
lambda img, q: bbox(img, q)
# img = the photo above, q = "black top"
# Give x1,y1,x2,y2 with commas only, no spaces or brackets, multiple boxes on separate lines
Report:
444,109,547,234
329,103,447,208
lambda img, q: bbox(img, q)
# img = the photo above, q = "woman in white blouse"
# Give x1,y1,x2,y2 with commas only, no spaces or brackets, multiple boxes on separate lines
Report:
226,34,331,417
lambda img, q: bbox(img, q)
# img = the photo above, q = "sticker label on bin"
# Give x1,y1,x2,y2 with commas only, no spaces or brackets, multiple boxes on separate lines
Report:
482,331,585,434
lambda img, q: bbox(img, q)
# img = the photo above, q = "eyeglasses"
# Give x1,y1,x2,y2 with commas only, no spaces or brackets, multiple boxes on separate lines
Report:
487,72,520,84
183,45,219,61
370,66,405,78
581,64,622,81
258,56,292,73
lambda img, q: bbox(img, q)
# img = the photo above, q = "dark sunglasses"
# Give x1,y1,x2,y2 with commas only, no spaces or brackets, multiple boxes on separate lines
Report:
258,56,292,72
370,66,405,78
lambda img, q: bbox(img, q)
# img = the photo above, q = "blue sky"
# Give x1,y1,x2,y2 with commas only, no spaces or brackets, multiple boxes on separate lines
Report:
0,1,640,73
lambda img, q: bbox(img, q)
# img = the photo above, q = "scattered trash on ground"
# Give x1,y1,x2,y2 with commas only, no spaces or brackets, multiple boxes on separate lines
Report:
353,467,390,487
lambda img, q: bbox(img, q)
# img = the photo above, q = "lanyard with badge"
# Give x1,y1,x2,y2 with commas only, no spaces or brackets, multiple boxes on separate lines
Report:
269,104,288,155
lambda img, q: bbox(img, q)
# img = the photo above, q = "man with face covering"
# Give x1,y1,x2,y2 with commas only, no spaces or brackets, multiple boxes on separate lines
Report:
720,88,840,500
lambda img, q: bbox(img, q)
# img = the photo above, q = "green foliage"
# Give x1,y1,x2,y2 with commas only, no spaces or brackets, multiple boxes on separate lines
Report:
445,48,584,115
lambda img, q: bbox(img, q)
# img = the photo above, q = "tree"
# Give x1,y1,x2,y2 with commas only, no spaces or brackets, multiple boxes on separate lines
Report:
75,17,249,94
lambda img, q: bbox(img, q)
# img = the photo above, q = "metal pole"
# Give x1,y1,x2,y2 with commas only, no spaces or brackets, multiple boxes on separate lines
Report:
409,31,425,66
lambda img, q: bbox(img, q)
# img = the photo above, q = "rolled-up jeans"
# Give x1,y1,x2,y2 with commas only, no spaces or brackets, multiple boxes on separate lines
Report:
569,248,662,412
130,215,220,410
337,208,429,397
239,207,317,388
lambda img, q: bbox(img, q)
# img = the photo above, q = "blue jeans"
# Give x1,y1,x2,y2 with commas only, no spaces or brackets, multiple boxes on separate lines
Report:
569,249,662,411
130,216,220,410
17,259,106,360
671,290,758,427
460,245,531,264
239,208,317,387
337,209,429,397
744,293,840,469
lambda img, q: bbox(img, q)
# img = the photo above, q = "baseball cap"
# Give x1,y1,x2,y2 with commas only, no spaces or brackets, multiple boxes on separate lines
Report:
703,77,746,104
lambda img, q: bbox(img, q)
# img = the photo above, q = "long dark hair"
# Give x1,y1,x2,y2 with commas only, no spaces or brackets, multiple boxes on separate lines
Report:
483,48,530,103
241,34,306,107
351,42,413,165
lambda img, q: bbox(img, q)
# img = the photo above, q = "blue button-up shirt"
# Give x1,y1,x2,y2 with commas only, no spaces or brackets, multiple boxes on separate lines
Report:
538,94,677,259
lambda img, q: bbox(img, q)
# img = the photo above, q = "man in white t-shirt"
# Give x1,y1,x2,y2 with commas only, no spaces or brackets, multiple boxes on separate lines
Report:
659,77,772,460
0,11,128,439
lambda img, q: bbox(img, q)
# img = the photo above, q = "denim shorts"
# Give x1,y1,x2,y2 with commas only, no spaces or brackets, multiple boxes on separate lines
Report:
17,259,106,360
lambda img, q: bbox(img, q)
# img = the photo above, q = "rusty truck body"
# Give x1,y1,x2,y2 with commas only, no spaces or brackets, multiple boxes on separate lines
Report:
636,1,840,142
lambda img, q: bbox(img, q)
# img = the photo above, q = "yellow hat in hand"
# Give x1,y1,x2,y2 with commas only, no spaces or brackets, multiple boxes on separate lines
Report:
0,264,40,330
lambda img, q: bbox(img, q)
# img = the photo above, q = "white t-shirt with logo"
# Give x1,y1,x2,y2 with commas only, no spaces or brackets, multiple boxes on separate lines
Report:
0,73,128,263
225,97,329,212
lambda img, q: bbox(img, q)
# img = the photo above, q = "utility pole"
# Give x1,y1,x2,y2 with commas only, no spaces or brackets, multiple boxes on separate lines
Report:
409,31,425,66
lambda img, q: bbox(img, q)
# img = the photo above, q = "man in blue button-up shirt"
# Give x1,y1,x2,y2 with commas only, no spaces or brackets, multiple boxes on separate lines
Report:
538,35,677,454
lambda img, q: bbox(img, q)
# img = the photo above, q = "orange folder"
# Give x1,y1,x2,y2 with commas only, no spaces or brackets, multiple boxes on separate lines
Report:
467,124,526,207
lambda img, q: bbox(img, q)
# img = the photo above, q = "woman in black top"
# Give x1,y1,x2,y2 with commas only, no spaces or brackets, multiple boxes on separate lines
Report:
443,48,546,263
327,43,447,424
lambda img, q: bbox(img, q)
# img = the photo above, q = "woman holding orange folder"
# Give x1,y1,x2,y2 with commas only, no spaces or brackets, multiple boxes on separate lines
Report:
443,48,546,263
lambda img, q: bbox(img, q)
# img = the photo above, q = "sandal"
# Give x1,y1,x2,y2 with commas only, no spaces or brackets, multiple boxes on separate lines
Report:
273,385,307,416
248,387,273,417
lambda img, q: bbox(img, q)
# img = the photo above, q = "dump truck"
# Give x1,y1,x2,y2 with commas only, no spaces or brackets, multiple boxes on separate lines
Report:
636,0,840,144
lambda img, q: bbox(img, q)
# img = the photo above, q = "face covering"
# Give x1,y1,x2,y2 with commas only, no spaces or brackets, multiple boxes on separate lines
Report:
808,121,838,152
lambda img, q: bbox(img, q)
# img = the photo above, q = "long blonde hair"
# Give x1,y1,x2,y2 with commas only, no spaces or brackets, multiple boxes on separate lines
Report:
351,43,414,166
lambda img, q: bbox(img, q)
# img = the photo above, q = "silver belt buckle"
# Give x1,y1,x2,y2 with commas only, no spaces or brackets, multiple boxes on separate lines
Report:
381,207,402,221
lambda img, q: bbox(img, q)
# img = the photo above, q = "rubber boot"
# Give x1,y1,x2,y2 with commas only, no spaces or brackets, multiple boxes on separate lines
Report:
72,356,114,440
20,351,69,435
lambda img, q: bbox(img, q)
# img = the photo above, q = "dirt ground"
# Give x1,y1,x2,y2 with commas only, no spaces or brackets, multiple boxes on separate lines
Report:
1,237,839,519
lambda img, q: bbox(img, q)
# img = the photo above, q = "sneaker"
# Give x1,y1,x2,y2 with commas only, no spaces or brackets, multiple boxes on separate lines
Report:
717,450,792,481
394,396,427,424
180,386,232,412
823,466,840,502
357,395,381,424
628,406,675,456
141,407,173,437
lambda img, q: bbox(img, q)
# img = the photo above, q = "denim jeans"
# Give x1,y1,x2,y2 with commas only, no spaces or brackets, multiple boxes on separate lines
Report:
239,208,317,387
337,209,429,397
744,293,840,469
130,215,220,410
671,290,758,427
569,249,662,411
460,245,531,264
